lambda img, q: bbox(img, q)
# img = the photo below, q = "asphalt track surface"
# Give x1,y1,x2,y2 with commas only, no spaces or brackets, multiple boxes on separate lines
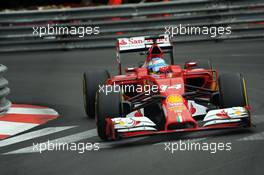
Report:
0,39,264,175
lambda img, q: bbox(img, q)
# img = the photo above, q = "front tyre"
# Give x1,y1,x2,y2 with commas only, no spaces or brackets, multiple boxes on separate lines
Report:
95,87,123,140
218,73,249,108
83,70,109,118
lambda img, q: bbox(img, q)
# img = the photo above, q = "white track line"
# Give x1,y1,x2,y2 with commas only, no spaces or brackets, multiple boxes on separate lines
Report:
238,131,264,141
0,121,38,135
236,115,264,141
6,107,58,115
0,126,76,147
153,137,207,146
3,129,97,155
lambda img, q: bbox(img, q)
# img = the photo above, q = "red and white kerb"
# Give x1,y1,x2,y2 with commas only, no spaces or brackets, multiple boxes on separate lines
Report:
0,104,59,139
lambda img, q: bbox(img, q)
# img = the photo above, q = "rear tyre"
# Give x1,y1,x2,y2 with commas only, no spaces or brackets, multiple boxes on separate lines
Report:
218,73,248,108
95,87,123,140
83,70,109,118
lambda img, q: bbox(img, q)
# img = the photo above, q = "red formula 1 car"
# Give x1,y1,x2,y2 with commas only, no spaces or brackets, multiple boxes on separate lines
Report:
83,35,251,141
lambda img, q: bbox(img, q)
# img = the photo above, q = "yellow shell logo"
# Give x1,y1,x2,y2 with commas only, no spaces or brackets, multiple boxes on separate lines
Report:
115,120,125,126
166,94,182,104
234,110,242,115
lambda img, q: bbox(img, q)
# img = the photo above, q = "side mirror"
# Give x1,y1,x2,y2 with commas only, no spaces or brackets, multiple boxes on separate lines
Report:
125,67,135,72
159,66,170,73
184,61,197,69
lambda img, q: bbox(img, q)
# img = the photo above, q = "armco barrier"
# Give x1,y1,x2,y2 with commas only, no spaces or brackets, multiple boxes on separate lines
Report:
0,65,11,114
0,0,263,24
0,0,264,52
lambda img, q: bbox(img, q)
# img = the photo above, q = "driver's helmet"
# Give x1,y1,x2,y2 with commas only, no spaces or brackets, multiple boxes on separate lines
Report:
147,57,168,73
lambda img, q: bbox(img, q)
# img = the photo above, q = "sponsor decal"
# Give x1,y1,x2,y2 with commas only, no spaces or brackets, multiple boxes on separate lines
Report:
166,94,183,104
119,38,144,45
203,107,249,122
216,110,230,119
119,39,127,45
114,118,140,127
118,35,171,51
168,105,186,112
177,115,183,123
145,37,170,44
166,94,186,112
234,110,242,115
112,117,156,131
118,37,145,51
160,84,182,92
128,118,141,126
168,84,181,90
114,119,126,126
190,102,196,114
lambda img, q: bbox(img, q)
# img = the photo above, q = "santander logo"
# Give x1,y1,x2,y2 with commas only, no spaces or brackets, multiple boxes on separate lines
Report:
119,36,170,49
119,38,145,45
119,39,127,45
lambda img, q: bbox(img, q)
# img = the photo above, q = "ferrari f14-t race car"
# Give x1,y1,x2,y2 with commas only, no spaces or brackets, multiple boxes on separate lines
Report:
83,35,251,141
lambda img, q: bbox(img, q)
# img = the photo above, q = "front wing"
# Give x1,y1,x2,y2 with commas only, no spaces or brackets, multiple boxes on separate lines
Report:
105,106,251,140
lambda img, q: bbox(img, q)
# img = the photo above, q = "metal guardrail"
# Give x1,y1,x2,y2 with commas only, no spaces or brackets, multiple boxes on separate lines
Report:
0,0,263,24
0,0,234,23
0,0,264,52
0,65,11,115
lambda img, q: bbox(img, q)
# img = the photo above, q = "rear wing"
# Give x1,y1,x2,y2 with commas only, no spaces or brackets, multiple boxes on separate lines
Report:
117,35,172,53
116,35,174,75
